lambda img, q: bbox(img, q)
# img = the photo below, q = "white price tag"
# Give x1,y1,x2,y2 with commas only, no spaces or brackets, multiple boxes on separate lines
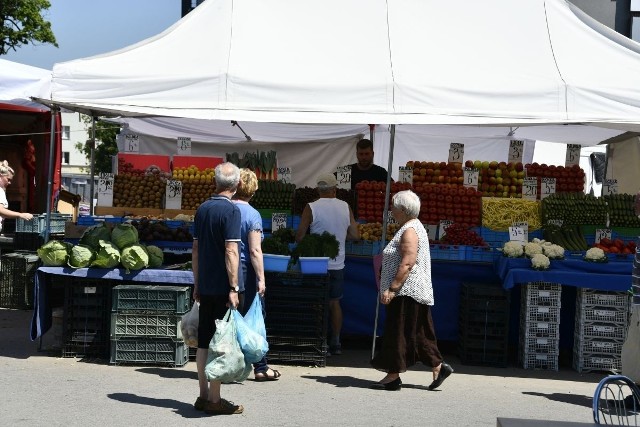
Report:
271,212,287,232
438,220,453,239
398,166,413,184
463,167,479,189
509,227,526,243
387,210,399,225
603,179,618,196
508,140,524,163
124,134,139,153
165,180,183,210
512,221,529,243
448,143,464,164
277,167,292,184
425,224,438,240
336,165,352,190
177,137,192,155
595,228,612,244
522,177,538,201
97,172,114,207
547,219,563,227
565,144,581,167
540,177,556,200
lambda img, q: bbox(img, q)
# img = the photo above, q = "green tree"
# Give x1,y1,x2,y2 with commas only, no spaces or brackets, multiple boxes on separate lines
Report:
75,116,121,174
0,0,58,55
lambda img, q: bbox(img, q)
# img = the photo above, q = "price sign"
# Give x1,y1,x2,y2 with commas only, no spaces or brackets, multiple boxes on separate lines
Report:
165,179,183,210
512,221,529,243
508,140,524,163
595,228,612,244
508,226,526,244
97,172,114,207
547,219,563,227
438,219,454,239
463,167,479,189
177,136,192,155
448,143,464,163
336,165,352,190
565,144,581,167
522,177,538,201
271,213,287,232
124,134,139,153
603,179,618,196
387,211,399,225
398,166,413,184
425,224,438,240
277,167,292,184
540,177,556,200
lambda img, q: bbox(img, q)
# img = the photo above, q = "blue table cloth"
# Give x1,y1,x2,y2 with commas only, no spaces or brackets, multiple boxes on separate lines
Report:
495,257,632,291
31,267,194,341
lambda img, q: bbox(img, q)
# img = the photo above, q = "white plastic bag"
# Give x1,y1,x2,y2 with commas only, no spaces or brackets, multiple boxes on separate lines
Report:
180,302,199,348
205,309,252,382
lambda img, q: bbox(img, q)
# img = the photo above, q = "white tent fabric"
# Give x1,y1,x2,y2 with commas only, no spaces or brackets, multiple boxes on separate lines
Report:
47,0,640,128
0,59,51,109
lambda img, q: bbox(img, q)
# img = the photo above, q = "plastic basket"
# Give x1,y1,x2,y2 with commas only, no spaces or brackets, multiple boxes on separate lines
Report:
465,246,497,262
576,306,629,324
267,346,327,367
520,337,559,354
575,322,627,340
16,213,71,234
263,254,291,272
520,321,560,339
345,240,382,256
430,244,466,261
110,338,188,367
522,305,561,323
0,252,40,309
520,351,559,371
460,282,509,300
577,289,631,309
572,350,621,373
110,312,182,339
299,257,329,274
111,285,191,314
574,337,624,356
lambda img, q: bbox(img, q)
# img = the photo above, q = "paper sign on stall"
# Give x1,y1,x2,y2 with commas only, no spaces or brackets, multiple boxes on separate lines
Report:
97,172,114,207
398,166,413,184
123,134,139,153
595,229,612,244
463,167,479,189
565,144,581,167
448,143,464,163
522,177,538,201
177,137,192,155
540,178,556,200
336,165,352,190
438,220,453,239
508,140,524,163
508,226,526,244
272,213,287,232
277,167,292,184
425,224,438,240
387,210,399,225
165,180,183,210
602,179,618,196
512,221,529,243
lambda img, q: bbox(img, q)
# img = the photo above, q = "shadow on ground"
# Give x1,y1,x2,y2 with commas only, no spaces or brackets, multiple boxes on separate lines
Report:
108,392,209,419
522,391,594,408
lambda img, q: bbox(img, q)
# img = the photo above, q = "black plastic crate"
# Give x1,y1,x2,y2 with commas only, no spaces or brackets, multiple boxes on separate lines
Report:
267,335,326,349
0,251,40,309
265,271,330,287
62,331,111,359
13,232,44,251
266,321,327,338
110,338,188,367
267,344,327,367
461,282,510,300
458,344,509,368
111,285,191,313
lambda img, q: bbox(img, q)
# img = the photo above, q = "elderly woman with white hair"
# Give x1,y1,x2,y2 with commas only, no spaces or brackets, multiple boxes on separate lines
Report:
370,190,453,391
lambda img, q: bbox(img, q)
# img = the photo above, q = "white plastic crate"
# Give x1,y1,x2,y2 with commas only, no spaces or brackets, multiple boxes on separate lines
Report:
520,351,559,371
520,321,560,339
519,336,559,354
575,322,627,340
576,306,629,324
573,336,624,356
522,305,561,323
577,288,631,309
522,283,562,307
572,350,621,373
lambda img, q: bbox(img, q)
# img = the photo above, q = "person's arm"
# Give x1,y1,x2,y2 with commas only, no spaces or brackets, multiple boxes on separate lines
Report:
0,206,33,221
225,240,240,308
295,204,313,243
346,206,360,241
248,230,265,296
191,239,199,302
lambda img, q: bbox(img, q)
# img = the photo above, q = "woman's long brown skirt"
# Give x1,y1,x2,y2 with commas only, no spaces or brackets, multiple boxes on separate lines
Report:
370,295,443,373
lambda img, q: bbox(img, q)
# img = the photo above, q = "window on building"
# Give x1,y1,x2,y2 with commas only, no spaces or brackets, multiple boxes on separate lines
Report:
62,126,71,140
63,152,70,164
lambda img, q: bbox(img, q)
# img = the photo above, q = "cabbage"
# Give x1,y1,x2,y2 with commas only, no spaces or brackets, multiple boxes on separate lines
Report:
111,223,139,249
37,240,69,266
79,222,112,250
121,244,149,272
68,245,96,268
90,240,121,268
145,245,164,268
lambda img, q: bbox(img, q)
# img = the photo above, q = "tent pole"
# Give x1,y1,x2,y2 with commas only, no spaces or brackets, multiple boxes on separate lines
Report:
89,116,96,215
43,107,59,244
369,124,375,142
371,124,396,359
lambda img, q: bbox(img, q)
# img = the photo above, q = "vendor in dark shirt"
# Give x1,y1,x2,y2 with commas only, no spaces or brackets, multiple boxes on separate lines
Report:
349,138,390,189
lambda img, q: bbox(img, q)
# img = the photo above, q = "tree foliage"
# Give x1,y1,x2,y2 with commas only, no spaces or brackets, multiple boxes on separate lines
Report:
0,0,58,55
74,116,121,175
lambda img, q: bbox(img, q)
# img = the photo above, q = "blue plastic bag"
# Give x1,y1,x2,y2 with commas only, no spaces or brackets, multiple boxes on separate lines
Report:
233,296,269,364
244,295,267,341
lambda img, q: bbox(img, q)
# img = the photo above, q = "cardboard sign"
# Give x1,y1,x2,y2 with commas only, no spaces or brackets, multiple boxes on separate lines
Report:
448,143,464,163
277,167,292,184
540,177,556,200
97,172,114,207
438,219,453,239
508,226,526,244
271,212,287,232
565,144,581,167
165,180,183,210
398,166,413,184
123,134,139,153
177,137,192,155
522,177,538,201
336,165,352,190
508,140,524,163
595,228,612,244
602,179,618,196
425,223,438,240
463,167,479,189
512,221,529,243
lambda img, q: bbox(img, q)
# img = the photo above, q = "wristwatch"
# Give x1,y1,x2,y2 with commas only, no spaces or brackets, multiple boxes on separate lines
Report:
230,286,239,293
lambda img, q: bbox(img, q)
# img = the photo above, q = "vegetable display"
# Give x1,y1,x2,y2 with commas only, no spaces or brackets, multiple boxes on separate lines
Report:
293,232,340,260
592,238,636,255
226,150,278,180
603,194,640,227
37,240,70,266
172,165,215,210
440,223,486,246
542,192,607,225
412,184,481,227
543,224,589,251
90,240,121,268
481,198,541,231
250,180,296,210
355,181,411,223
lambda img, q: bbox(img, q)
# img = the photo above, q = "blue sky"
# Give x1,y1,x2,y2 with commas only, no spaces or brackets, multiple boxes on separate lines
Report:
5,0,181,70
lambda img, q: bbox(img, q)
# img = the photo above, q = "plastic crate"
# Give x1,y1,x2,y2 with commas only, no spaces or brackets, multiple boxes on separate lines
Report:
522,305,561,323
345,240,382,256
576,306,629,324
574,337,624,356
110,338,188,367
458,345,509,368
16,213,71,233
267,336,326,348
572,350,621,373
479,227,542,249
520,321,560,339
522,282,562,307
111,285,191,313
520,351,559,371
575,322,627,340
430,244,466,261
460,320,508,338
267,345,327,367
520,337,559,354
465,246,497,262
110,312,182,339
13,232,44,251
0,252,40,309
460,282,509,300
577,289,631,308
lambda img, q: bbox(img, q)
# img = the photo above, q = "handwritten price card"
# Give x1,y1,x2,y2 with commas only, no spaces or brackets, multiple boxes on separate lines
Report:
602,179,618,196
508,140,524,163
463,167,479,190
277,167,292,184
124,134,139,153
165,180,183,210
336,165,352,190
448,143,464,164
271,213,288,232
398,166,413,184
97,172,114,206
595,228,612,244
522,177,538,201
438,219,454,239
177,137,192,155
540,177,556,200
511,221,529,243
565,144,581,167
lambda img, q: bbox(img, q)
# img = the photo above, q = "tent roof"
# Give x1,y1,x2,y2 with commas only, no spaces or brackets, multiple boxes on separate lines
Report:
0,59,51,111
45,0,640,128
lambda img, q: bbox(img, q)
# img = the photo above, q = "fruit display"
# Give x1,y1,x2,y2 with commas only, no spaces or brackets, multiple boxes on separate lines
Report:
130,217,193,242
439,223,487,246
355,181,411,223
411,184,481,227
543,224,589,251
482,198,541,231
292,187,356,215
406,161,463,185
541,192,607,225
603,194,640,227
357,222,400,241
172,165,215,210
113,174,166,208
525,163,585,193
250,180,296,210
464,160,525,198
592,238,636,255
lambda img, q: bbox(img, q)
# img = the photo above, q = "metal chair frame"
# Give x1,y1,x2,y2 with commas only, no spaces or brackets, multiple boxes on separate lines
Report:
593,375,640,425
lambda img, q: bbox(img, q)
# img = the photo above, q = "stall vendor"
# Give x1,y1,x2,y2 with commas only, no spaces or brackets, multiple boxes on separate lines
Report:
0,160,33,234
348,138,390,189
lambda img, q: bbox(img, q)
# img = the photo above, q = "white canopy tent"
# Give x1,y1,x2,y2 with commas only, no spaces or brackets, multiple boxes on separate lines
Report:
0,58,51,109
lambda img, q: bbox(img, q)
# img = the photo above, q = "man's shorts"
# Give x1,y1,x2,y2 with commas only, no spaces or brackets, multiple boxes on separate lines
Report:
329,268,344,300
198,294,230,349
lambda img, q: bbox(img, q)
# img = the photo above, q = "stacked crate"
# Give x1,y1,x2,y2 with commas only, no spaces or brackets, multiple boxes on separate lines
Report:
264,271,330,367
110,285,190,367
0,252,40,309
573,288,631,373
458,282,510,367
519,282,561,371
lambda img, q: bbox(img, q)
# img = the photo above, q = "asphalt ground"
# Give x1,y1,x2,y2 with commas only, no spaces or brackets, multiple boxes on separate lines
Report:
0,308,605,427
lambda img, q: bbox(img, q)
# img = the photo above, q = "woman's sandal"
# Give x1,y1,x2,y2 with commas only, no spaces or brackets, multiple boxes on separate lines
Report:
254,368,281,382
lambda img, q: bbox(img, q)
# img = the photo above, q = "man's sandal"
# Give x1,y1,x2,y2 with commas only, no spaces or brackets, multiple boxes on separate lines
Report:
254,369,281,381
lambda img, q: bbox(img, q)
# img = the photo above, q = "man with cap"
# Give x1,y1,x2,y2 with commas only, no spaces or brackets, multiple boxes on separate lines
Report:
295,173,360,355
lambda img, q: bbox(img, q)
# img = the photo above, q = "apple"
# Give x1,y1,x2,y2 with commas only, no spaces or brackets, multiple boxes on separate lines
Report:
489,177,497,185
502,191,509,197
496,177,503,185
495,169,502,178
481,161,490,169
502,177,511,185
498,162,507,169
517,171,525,178
489,161,499,169
465,160,474,168
496,184,504,192
473,160,482,169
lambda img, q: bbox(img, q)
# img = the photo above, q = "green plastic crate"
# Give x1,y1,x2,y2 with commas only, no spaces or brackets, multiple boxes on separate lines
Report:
110,338,188,366
110,312,182,339
111,285,191,313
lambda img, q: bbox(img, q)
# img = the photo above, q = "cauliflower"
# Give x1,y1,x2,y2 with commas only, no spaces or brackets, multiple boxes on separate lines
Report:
524,242,543,257
531,253,550,270
585,247,608,262
542,244,565,260
503,241,524,258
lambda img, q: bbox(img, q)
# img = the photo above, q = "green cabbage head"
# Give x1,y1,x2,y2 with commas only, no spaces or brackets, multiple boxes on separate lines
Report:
145,245,164,268
90,240,121,268
37,240,69,266
121,244,149,272
79,222,112,250
68,245,96,268
111,223,139,249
